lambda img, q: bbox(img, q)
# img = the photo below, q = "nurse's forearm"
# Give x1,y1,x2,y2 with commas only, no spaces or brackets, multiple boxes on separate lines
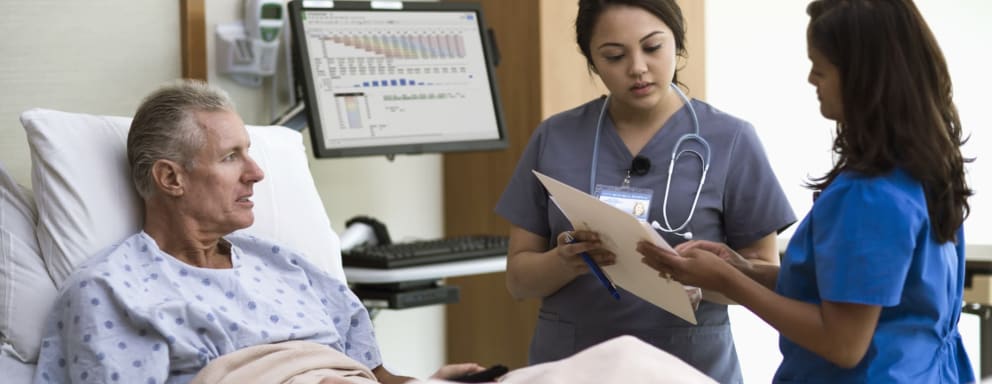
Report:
741,262,780,290
505,249,581,300
723,271,879,368
734,233,781,290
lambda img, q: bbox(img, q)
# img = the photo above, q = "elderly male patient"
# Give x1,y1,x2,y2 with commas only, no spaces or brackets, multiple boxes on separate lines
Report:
34,80,481,384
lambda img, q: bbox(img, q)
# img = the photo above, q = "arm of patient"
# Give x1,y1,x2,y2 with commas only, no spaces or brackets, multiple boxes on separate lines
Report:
373,363,487,384
374,365,417,384
34,274,172,383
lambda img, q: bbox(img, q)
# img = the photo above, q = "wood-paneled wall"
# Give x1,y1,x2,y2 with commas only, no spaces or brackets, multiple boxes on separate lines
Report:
443,0,542,368
180,0,208,81
444,0,705,368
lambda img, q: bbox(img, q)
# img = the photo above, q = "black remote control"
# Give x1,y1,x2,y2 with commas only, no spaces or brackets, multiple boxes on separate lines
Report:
449,364,509,383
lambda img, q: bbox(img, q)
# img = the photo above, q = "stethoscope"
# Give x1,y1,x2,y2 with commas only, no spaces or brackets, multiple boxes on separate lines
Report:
589,83,711,240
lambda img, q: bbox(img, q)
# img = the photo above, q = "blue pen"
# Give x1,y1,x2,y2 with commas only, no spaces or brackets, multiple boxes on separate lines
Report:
564,232,620,300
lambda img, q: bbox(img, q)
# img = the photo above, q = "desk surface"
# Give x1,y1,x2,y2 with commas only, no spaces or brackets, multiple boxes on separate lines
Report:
344,256,507,284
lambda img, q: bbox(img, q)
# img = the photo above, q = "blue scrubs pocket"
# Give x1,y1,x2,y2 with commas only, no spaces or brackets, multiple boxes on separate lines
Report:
528,309,576,365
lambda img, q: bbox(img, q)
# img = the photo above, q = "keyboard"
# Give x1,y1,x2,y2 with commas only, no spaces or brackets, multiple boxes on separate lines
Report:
342,235,508,269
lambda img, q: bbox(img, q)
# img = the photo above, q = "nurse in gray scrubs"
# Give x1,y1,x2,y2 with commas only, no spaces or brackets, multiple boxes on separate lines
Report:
495,0,796,382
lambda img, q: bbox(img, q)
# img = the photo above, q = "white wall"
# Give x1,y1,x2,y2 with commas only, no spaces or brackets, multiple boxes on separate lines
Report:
0,1,181,186
707,1,989,381
705,0,992,245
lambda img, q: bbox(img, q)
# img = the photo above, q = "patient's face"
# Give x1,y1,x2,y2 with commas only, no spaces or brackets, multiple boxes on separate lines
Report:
181,109,265,235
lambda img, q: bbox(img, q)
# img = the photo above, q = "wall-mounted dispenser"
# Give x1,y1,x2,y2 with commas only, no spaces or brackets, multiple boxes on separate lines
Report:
216,0,286,87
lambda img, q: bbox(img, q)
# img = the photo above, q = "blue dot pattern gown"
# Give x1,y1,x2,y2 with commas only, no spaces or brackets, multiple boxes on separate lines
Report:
34,231,381,384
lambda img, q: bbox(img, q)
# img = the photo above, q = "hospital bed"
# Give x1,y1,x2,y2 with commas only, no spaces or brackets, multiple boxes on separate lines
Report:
0,108,347,383
0,109,728,384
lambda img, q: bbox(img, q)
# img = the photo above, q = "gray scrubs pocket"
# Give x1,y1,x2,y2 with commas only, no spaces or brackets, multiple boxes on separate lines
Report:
528,310,576,365
651,324,742,384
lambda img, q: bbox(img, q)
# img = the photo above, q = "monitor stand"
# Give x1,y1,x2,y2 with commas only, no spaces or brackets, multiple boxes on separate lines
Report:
271,101,307,131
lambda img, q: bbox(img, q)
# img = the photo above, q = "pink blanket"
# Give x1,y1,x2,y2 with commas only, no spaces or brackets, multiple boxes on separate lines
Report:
421,335,717,384
192,336,718,384
190,341,378,384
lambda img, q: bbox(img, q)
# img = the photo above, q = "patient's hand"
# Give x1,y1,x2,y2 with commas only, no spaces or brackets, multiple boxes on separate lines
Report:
319,377,360,384
430,363,486,380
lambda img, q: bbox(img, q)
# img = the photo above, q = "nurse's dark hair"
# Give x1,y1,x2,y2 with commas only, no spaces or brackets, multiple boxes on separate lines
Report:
805,0,972,243
575,0,688,87
127,79,235,199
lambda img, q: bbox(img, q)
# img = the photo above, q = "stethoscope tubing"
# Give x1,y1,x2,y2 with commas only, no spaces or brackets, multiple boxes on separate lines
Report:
589,83,711,238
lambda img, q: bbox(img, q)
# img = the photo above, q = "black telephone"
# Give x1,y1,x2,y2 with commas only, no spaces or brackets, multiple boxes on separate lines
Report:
340,215,392,251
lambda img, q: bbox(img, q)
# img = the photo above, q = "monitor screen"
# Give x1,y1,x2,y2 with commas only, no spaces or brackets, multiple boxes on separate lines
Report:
288,0,507,158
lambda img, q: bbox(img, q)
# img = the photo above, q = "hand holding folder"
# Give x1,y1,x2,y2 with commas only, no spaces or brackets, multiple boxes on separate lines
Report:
534,170,699,324
562,231,621,300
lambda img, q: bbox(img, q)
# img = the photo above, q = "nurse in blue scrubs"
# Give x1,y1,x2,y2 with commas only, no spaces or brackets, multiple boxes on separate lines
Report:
495,0,795,382
639,0,975,382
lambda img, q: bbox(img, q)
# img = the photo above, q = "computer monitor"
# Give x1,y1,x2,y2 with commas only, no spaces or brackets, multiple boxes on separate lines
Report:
287,0,507,158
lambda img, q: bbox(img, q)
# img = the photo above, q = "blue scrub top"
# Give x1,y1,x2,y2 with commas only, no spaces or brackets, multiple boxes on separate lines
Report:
775,169,975,383
497,97,796,383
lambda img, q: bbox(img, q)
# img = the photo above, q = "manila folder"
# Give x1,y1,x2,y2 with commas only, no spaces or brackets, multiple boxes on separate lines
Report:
533,170,697,324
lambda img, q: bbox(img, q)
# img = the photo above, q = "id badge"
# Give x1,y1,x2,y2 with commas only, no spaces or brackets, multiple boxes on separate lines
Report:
594,184,653,222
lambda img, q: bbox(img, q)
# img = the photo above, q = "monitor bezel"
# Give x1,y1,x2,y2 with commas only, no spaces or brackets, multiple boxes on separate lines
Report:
288,0,508,158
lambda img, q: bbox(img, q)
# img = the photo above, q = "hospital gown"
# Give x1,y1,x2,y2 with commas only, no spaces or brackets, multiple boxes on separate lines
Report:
34,231,382,384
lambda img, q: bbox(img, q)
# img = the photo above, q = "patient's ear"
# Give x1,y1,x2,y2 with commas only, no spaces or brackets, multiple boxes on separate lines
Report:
151,159,186,197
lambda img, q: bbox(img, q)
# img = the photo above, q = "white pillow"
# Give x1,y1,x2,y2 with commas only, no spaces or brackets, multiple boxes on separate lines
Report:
238,123,345,282
20,108,345,287
0,161,57,363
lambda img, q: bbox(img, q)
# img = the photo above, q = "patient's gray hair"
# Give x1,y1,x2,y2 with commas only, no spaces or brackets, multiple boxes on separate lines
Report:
127,79,235,199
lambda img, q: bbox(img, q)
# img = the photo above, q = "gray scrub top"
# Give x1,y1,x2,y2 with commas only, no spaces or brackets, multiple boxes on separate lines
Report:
496,97,796,384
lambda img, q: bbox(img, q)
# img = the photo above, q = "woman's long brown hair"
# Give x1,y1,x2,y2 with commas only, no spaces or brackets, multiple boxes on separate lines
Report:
806,0,972,243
